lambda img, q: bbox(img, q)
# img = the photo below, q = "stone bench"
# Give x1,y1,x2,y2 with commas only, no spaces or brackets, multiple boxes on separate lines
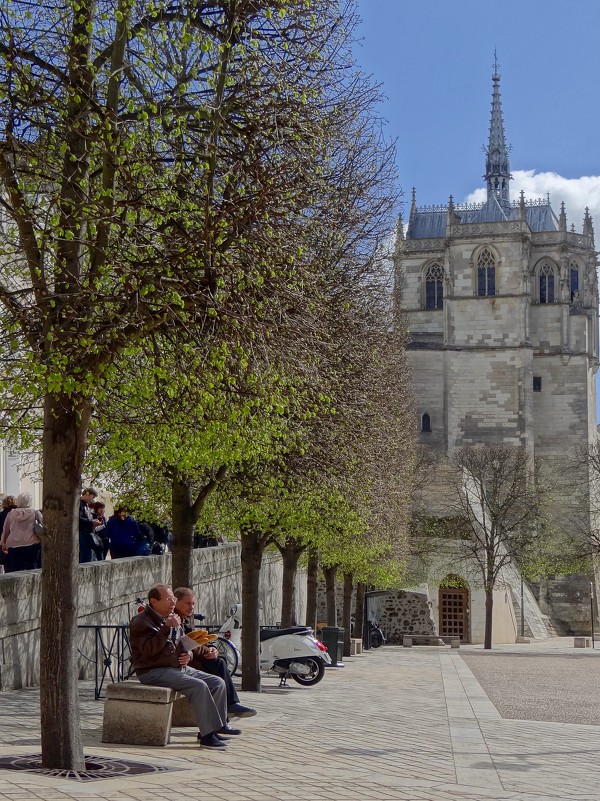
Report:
401,634,446,647
102,681,196,746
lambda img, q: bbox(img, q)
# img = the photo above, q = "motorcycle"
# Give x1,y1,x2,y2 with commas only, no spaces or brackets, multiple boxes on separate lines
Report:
219,603,331,686
370,620,386,648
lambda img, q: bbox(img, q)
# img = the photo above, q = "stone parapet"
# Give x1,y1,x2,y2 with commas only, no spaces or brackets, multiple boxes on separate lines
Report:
0,544,305,691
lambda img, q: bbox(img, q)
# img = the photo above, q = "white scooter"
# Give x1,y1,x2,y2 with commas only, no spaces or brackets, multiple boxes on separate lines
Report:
219,603,331,686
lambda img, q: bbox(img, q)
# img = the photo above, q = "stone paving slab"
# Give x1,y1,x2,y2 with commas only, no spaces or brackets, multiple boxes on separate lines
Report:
1,642,600,800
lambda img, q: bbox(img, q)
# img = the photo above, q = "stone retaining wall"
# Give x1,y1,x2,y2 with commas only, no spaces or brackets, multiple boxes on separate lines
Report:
316,584,435,644
0,543,305,690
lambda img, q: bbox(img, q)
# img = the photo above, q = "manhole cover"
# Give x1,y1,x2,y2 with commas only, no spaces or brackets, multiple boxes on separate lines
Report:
0,753,176,782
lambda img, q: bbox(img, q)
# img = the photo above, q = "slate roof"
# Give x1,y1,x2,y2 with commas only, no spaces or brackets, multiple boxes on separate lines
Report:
407,196,559,240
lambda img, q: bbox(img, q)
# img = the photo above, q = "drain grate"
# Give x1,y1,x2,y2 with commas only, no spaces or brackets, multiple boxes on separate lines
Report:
0,753,176,782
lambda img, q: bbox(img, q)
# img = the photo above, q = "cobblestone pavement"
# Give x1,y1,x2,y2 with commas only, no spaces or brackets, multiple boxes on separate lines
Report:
1,640,600,800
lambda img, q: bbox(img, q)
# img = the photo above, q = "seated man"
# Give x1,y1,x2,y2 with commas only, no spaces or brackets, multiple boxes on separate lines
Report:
174,587,256,718
129,583,237,749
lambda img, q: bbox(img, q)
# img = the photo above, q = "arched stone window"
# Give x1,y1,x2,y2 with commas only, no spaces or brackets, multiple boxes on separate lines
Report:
539,261,556,304
421,413,431,433
477,248,496,296
570,260,580,303
424,263,444,309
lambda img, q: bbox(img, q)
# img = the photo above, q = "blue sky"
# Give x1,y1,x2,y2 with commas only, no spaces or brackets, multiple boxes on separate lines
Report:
354,0,600,228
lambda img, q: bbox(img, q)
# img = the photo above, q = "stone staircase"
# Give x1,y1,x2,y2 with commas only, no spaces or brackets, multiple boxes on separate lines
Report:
505,569,554,640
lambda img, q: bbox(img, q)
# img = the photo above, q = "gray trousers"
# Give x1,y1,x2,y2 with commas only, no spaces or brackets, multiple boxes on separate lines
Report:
139,666,227,736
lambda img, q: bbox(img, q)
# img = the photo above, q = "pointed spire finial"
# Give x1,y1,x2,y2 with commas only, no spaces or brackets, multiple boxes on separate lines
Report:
395,212,404,242
519,189,526,221
484,53,511,210
559,201,567,232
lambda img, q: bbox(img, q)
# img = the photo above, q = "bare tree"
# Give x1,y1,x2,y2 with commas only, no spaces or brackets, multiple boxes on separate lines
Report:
410,446,549,649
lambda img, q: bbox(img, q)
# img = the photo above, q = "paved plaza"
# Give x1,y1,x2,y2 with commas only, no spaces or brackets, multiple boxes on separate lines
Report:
1,640,600,800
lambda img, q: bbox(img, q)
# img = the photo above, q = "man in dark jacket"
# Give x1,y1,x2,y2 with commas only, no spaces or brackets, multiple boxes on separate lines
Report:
79,487,103,563
129,584,230,749
174,587,256,718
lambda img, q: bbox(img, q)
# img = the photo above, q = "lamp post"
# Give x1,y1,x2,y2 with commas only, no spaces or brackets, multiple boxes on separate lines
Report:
520,575,525,639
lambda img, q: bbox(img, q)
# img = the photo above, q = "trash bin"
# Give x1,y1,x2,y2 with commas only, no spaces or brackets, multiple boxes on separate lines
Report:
321,626,344,666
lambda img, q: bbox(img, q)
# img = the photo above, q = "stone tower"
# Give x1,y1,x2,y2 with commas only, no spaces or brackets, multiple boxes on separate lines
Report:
395,64,599,634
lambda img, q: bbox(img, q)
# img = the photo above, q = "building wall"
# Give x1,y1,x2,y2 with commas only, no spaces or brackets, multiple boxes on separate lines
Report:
0,544,306,691
397,219,599,635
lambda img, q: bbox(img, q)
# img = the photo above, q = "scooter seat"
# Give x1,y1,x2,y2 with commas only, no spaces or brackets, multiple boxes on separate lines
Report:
260,626,312,642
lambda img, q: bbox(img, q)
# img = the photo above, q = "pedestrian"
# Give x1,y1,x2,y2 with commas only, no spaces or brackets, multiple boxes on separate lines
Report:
79,487,104,563
0,493,42,572
90,500,109,559
107,505,149,558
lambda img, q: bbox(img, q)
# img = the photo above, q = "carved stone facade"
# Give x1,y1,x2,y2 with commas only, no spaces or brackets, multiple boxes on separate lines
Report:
395,67,600,635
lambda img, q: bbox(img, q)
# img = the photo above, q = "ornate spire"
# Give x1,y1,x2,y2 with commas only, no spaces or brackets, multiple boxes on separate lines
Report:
484,52,511,210
559,201,567,232
583,207,593,237
519,189,526,221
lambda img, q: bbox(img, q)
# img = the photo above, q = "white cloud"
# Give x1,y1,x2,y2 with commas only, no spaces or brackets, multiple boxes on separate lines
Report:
464,170,600,232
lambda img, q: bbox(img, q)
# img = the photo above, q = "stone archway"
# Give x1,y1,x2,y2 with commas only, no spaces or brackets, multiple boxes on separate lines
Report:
438,575,470,643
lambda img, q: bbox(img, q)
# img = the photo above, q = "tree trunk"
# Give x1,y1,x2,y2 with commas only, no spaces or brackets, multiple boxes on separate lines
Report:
279,540,306,627
241,529,264,692
354,581,366,646
171,474,195,590
342,572,353,657
40,393,92,770
323,564,339,626
171,465,227,590
484,588,494,650
305,548,319,629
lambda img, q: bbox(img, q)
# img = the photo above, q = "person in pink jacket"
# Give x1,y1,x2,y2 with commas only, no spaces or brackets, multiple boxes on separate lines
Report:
0,493,42,572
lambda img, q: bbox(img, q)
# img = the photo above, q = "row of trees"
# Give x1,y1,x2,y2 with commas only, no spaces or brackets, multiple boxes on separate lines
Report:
0,0,416,770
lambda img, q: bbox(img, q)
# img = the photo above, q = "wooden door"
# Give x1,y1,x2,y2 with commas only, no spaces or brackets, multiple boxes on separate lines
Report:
439,587,469,642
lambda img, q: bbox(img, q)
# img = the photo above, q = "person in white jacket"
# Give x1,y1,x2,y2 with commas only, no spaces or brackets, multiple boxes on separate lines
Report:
0,493,42,572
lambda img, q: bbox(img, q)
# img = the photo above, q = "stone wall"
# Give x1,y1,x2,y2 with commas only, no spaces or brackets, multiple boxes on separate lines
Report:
315,584,436,645
367,591,435,643
0,543,306,690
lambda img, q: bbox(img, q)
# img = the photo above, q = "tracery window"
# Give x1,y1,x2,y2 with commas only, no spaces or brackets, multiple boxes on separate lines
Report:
539,262,556,304
424,263,444,309
570,261,579,303
477,248,496,296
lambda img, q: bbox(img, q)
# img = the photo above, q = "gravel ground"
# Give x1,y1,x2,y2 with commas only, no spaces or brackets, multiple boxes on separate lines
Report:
460,649,600,725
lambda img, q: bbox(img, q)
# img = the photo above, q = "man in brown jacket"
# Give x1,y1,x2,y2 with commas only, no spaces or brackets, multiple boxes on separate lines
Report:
174,587,256,718
129,583,229,749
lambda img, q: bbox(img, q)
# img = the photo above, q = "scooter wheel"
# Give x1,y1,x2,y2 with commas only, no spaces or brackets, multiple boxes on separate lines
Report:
291,657,325,686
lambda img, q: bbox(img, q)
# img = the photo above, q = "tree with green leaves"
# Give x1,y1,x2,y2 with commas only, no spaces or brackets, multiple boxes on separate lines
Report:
0,0,383,768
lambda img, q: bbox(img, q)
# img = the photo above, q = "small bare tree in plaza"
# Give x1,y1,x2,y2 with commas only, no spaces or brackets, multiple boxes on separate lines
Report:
452,446,547,649
414,445,546,650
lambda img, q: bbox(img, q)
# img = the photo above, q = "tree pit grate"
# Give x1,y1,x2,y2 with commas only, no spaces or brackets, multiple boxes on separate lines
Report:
0,753,176,782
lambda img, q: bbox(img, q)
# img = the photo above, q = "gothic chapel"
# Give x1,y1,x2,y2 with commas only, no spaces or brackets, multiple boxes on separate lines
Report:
395,63,599,636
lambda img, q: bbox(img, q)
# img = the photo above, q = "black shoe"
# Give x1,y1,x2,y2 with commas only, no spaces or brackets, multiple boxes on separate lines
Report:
198,732,228,749
228,703,257,718
197,731,231,742
219,724,242,735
